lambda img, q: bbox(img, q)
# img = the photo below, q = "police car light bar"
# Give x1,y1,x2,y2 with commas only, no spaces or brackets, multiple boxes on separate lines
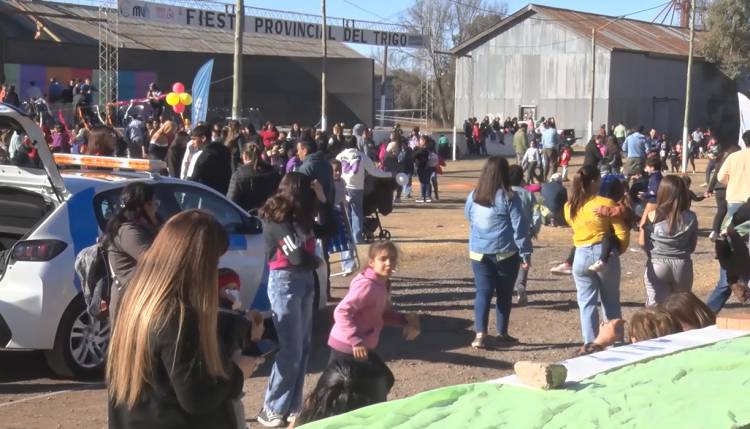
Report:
53,154,167,173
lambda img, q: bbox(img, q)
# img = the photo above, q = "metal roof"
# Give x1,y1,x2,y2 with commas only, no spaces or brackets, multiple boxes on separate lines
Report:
451,4,701,58
0,0,365,59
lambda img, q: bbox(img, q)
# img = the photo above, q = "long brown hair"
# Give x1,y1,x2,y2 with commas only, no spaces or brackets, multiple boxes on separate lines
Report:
663,292,715,330
653,175,691,234
107,210,229,408
473,156,512,207
568,165,600,220
259,172,315,231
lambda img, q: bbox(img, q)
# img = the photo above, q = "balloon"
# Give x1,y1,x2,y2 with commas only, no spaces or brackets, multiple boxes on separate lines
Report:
179,93,193,106
173,103,185,114
165,92,180,106
172,82,185,93
396,172,409,187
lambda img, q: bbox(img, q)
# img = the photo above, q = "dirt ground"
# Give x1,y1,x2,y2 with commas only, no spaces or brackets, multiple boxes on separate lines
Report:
0,154,745,429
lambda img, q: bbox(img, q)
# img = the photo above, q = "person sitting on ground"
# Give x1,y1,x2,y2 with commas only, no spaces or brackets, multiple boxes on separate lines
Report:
582,306,680,354
663,291,716,331
323,242,419,421
540,173,568,227
292,357,389,427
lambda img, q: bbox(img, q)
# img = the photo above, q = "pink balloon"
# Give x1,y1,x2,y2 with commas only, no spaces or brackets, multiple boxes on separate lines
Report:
172,82,185,93
173,103,185,114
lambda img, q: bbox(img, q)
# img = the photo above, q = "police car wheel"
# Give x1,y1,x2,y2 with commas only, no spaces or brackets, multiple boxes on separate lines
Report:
45,295,110,379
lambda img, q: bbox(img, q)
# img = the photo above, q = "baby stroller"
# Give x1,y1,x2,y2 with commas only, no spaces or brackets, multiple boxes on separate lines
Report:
362,176,398,242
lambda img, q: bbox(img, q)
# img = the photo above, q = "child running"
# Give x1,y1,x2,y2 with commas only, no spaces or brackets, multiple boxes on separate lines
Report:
325,242,420,405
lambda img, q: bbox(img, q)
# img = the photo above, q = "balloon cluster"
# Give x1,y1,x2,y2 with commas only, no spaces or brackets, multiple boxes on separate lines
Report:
165,82,192,114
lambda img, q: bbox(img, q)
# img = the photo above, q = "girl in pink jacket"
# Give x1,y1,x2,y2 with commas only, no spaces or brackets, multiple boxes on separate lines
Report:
308,242,419,418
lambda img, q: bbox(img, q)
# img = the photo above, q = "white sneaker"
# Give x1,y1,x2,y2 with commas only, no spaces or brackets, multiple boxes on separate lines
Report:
415,198,425,203
257,409,286,428
588,260,606,272
425,198,432,203
709,231,717,242
550,262,572,275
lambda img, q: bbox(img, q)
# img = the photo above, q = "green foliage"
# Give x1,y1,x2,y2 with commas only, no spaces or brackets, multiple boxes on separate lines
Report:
700,0,750,78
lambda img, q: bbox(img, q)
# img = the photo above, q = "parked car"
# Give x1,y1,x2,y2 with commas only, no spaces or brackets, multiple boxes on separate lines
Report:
559,129,577,145
0,103,327,378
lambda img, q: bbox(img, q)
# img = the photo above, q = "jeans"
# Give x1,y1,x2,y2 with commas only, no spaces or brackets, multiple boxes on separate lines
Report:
418,168,434,200
402,175,412,198
515,256,529,293
572,244,622,344
711,189,727,234
348,189,365,243
707,268,730,314
471,253,521,335
543,148,558,180
707,202,747,313
263,268,315,415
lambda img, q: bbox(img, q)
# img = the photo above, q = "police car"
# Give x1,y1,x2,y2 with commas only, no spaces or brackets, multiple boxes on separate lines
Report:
0,103,327,378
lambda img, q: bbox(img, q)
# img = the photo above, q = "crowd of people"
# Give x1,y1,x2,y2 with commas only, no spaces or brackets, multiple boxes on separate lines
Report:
464,113,749,358
5,79,749,427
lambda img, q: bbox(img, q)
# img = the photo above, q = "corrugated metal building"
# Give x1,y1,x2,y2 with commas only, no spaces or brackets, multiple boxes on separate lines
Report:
0,0,374,126
451,4,737,144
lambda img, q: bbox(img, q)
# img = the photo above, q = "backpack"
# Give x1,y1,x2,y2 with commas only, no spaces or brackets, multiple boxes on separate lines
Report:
74,240,112,320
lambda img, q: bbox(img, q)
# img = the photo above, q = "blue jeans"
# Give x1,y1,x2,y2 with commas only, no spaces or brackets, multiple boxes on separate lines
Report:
572,244,622,344
706,203,742,314
707,268,731,314
348,189,365,244
707,202,746,314
471,253,521,335
418,168,434,200
402,175,412,198
263,268,314,415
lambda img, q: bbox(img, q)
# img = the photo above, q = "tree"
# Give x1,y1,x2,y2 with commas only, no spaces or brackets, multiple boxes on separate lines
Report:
391,0,507,127
700,0,750,79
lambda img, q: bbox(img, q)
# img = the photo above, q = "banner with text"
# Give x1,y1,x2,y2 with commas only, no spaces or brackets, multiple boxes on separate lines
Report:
118,0,426,48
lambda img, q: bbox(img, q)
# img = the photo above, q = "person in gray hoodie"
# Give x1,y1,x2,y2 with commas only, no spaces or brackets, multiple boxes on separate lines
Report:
639,175,698,306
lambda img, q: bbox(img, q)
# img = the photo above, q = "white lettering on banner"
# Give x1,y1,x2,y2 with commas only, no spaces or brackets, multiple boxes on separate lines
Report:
117,0,426,48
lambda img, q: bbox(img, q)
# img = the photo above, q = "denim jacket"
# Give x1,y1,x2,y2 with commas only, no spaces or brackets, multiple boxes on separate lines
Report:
465,189,532,262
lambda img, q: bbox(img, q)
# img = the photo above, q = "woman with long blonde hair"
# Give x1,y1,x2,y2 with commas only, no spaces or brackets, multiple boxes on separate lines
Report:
107,210,258,429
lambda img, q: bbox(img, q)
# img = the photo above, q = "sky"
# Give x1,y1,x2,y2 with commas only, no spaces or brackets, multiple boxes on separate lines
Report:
247,0,674,56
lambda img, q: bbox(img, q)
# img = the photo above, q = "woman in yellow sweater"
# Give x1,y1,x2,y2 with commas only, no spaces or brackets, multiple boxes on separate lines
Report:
564,165,630,348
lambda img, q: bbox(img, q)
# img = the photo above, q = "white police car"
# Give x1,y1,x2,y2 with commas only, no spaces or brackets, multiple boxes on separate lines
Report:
0,103,327,378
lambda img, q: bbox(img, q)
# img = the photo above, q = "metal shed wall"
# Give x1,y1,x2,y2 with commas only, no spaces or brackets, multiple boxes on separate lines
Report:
609,51,737,141
454,17,611,142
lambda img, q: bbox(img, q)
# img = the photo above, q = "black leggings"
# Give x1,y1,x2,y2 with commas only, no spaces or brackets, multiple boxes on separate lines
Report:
712,188,728,234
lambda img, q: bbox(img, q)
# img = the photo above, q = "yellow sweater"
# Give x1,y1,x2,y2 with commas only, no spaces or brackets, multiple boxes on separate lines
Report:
564,196,630,252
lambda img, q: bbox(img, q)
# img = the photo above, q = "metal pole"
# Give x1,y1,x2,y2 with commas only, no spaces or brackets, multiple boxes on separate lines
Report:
378,45,388,127
231,0,244,119
588,27,596,142
452,125,457,161
320,0,328,131
681,0,695,173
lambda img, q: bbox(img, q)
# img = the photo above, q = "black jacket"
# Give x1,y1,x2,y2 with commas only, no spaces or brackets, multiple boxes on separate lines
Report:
166,144,186,178
298,151,334,204
108,310,244,429
190,142,232,195
583,140,603,168
227,163,281,211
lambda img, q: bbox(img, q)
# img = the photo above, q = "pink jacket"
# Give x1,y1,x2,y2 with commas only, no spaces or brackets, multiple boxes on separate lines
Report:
328,268,407,354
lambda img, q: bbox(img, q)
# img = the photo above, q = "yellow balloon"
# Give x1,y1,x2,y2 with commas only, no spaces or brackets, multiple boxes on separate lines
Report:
180,93,193,106
165,92,180,106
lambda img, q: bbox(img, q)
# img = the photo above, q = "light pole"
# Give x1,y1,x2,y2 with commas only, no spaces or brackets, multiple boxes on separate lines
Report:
320,0,328,131
231,0,244,119
681,0,696,173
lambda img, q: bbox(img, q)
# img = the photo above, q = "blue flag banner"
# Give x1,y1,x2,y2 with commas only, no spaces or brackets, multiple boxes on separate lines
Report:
191,59,214,124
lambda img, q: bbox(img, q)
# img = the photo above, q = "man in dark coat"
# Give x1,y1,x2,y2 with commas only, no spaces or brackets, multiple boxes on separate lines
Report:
189,125,232,195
